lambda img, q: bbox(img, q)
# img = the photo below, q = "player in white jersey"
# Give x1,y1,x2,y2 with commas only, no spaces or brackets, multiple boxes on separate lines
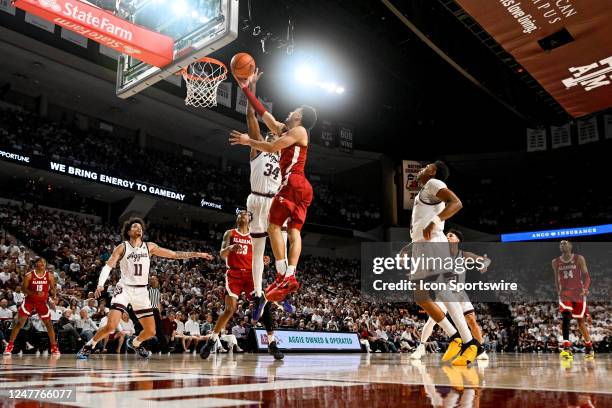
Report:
411,229,491,360
407,161,480,366
77,217,213,359
243,70,290,322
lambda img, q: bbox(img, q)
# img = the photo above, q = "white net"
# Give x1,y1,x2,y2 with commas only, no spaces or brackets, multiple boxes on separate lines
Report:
180,58,227,108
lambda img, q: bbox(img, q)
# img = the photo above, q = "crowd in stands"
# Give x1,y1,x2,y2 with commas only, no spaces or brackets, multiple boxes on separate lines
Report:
1,201,610,355
0,108,381,231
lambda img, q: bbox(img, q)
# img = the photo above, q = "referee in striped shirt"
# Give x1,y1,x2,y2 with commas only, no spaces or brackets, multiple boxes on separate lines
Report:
148,276,169,353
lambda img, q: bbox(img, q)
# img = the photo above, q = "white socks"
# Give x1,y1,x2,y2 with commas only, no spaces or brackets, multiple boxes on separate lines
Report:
252,237,266,296
444,301,473,343
285,265,296,277
267,334,275,343
275,259,287,276
436,317,457,338
421,317,436,343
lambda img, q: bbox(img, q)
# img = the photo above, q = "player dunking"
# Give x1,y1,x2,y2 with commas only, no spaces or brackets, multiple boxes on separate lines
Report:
199,210,284,360
76,218,213,359
411,229,490,360
229,73,317,303
553,240,594,360
4,257,59,356
242,70,290,321
408,161,480,366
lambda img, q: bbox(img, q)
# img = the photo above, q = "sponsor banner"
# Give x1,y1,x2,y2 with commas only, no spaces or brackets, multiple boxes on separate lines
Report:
318,120,336,148
605,114,612,140
550,123,571,149
216,81,232,108
61,26,88,48
402,160,422,210
526,128,547,152
338,124,354,153
25,11,55,32
0,149,226,211
253,329,361,352
577,116,599,145
454,0,612,117
501,224,612,242
0,0,17,15
14,0,174,67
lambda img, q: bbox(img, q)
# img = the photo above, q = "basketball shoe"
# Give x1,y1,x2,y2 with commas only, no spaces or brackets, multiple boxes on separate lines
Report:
50,343,60,356
3,342,13,356
442,333,463,362
560,341,573,361
585,341,595,360
410,343,426,360
266,275,299,302
452,339,481,366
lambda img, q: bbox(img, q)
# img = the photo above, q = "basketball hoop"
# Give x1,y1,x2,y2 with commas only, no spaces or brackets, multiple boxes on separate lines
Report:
179,57,228,108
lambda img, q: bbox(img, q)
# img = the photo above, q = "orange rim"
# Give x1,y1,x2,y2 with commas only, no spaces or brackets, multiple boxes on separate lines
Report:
179,57,228,82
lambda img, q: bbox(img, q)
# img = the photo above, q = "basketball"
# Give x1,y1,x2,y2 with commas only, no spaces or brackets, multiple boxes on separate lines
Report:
230,52,256,80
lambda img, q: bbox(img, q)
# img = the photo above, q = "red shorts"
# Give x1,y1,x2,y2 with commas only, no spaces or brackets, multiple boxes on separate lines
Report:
225,269,254,300
269,174,313,231
19,296,50,320
559,293,588,318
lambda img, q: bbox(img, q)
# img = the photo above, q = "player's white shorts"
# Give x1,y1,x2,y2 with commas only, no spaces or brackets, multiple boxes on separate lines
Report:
110,281,153,319
410,232,452,280
247,193,273,236
247,193,287,236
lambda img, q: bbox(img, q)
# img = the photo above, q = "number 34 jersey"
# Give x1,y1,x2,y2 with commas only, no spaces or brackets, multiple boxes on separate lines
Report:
119,241,151,286
250,151,281,195
226,229,252,270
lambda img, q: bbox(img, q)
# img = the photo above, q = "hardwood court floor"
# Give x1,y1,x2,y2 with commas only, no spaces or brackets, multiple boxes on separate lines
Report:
1,353,610,407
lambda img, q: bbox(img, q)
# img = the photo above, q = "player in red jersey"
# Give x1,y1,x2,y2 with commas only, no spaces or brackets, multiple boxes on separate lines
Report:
199,210,283,360
229,74,317,305
3,257,60,356
552,240,593,360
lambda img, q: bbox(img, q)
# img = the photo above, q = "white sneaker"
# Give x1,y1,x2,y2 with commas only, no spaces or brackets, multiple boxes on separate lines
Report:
25,342,34,350
235,346,243,352
42,350,48,357
477,351,489,360
411,344,426,360
35,350,40,356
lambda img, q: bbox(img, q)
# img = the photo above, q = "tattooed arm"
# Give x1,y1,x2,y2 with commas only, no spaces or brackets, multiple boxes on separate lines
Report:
147,243,214,260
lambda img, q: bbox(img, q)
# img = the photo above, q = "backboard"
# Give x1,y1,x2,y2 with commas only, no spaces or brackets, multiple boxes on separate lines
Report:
115,0,238,99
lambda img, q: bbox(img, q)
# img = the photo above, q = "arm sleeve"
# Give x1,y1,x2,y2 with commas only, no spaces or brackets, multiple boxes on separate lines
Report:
97,265,112,287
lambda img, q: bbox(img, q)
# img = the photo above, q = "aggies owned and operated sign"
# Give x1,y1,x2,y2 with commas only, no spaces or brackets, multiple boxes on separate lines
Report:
454,0,612,118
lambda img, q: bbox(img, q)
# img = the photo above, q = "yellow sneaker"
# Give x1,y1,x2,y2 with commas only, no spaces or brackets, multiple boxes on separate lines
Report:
560,349,574,361
442,335,462,362
452,341,479,366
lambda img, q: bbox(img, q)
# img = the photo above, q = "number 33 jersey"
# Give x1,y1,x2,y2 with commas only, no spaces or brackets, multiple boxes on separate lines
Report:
226,229,252,270
119,241,151,285
250,151,281,195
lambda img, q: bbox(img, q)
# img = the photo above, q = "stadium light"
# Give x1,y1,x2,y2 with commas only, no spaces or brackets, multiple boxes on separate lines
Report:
295,66,317,84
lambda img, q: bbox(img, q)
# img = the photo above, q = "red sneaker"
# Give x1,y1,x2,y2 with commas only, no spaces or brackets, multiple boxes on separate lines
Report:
50,344,61,356
264,273,285,294
266,275,300,302
3,342,14,356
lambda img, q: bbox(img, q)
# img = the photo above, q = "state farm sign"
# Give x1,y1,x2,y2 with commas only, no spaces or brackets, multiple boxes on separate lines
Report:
13,0,173,67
